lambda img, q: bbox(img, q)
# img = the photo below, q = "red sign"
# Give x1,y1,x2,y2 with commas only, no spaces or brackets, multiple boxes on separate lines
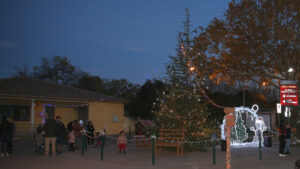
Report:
280,85,298,106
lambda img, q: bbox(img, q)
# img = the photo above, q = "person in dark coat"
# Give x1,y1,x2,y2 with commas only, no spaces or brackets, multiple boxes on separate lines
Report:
0,116,13,157
43,117,58,158
285,124,291,154
56,116,66,154
86,121,95,145
279,123,286,157
7,117,14,154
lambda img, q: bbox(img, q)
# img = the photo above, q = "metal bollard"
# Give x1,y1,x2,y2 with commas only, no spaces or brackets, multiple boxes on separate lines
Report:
100,136,104,161
103,135,106,147
259,134,262,160
212,133,216,165
152,136,155,165
81,135,85,156
129,125,131,144
213,139,216,164
85,135,88,151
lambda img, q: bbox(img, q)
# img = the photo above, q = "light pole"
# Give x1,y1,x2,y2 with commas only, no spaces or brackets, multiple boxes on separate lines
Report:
287,67,294,124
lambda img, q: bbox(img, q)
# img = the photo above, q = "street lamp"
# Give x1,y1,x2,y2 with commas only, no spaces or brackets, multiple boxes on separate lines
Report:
189,67,195,71
285,67,294,125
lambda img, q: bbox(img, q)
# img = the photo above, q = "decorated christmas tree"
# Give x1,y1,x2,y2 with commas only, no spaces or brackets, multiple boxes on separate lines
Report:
153,9,210,142
230,125,237,142
231,111,248,143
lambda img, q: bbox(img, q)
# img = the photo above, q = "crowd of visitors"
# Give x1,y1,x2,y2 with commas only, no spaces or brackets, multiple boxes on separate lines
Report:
0,114,115,158
34,117,100,158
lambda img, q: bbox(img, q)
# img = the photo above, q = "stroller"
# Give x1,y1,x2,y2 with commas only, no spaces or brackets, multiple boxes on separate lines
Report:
32,125,45,155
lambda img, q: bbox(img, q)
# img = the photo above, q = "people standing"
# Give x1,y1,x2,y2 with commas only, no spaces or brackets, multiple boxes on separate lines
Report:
43,117,58,158
35,123,44,153
117,131,127,154
285,124,291,154
56,116,66,154
73,120,83,149
68,128,75,151
7,117,14,154
279,124,286,157
86,121,95,145
0,116,13,157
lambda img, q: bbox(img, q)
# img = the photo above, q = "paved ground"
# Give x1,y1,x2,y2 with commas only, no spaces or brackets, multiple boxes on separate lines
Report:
0,138,299,169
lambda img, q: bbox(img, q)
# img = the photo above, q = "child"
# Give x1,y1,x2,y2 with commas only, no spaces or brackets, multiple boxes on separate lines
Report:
68,129,75,151
117,131,127,154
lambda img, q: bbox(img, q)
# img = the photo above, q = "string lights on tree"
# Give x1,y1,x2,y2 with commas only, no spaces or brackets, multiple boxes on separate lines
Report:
152,9,224,143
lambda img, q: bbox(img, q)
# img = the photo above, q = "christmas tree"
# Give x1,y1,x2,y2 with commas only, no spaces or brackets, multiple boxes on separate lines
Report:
230,125,237,142
154,9,210,142
231,111,248,143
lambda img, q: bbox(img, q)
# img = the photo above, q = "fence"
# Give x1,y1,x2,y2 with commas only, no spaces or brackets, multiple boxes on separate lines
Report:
14,123,40,138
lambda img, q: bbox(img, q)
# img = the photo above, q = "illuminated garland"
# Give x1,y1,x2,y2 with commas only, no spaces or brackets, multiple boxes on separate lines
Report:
153,42,225,122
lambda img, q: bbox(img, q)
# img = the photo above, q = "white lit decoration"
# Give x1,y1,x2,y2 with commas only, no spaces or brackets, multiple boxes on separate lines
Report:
250,116,267,144
284,107,291,117
221,104,267,147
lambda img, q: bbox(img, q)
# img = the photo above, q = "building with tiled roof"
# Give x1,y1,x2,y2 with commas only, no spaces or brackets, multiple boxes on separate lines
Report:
0,77,130,136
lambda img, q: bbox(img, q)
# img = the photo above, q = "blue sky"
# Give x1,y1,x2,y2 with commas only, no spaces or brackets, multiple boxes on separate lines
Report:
0,0,231,84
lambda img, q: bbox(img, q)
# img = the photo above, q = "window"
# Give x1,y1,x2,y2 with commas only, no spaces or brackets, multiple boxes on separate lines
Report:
77,106,88,123
112,116,118,123
0,105,30,121
0,105,10,118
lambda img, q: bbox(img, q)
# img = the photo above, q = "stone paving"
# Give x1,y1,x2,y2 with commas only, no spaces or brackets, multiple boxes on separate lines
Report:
0,138,299,169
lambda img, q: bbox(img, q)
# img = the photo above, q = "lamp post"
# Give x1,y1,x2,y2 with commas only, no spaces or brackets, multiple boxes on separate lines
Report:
286,67,294,125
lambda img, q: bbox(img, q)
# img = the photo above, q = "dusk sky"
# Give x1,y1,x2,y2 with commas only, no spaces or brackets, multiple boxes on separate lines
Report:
0,0,231,84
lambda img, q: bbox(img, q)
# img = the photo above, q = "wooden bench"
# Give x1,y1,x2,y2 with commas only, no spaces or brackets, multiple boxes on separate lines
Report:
155,129,185,156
